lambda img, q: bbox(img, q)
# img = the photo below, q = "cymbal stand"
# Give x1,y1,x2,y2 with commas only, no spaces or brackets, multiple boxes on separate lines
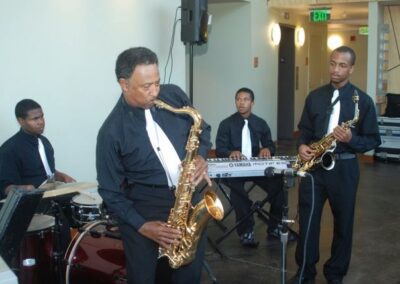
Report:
49,200,67,284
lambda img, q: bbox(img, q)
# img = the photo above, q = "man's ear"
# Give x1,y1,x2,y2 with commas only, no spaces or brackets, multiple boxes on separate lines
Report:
17,117,24,127
349,65,355,75
118,78,128,93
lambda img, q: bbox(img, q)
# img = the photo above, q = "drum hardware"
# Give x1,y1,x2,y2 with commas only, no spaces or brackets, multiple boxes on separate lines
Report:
39,199,74,284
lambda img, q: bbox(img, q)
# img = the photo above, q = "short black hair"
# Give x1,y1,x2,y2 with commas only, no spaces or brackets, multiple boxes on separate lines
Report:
115,47,159,81
333,46,356,65
235,87,255,102
15,99,42,119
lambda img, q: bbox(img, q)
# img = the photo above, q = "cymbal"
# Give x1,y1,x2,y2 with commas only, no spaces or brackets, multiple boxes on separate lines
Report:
42,182,98,198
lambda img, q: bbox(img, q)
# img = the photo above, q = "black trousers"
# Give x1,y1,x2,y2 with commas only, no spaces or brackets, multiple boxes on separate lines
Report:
223,175,284,236
120,185,206,284
295,158,359,281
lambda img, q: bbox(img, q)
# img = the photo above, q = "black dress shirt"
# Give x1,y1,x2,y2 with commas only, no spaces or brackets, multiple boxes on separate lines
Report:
96,84,212,230
297,82,381,153
215,112,275,158
0,129,55,198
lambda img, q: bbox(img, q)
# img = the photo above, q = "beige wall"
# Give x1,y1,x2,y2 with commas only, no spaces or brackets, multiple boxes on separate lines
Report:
327,30,369,92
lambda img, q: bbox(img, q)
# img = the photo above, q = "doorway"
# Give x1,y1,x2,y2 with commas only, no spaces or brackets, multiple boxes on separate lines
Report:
277,25,295,140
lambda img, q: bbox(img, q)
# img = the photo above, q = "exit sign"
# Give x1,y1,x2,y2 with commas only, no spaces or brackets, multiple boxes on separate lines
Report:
359,26,369,35
310,9,331,22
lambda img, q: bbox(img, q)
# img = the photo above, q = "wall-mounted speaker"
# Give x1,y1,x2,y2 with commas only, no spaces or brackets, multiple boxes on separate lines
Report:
181,0,209,45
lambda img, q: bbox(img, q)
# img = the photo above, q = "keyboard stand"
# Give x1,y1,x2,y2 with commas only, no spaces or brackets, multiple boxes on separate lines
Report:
215,193,272,245
214,176,298,248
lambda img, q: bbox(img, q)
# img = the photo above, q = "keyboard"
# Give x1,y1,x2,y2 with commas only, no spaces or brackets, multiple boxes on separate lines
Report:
207,156,295,178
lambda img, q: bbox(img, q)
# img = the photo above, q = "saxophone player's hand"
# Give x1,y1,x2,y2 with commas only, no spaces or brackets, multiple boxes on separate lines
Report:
333,125,352,143
138,221,182,249
298,144,315,161
191,155,212,187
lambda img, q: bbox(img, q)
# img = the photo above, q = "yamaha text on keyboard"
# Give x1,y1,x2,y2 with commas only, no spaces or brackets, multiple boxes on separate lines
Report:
207,156,296,178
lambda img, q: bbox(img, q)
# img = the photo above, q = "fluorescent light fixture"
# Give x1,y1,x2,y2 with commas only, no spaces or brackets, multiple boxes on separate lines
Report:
295,27,305,47
271,23,281,46
327,34,343,50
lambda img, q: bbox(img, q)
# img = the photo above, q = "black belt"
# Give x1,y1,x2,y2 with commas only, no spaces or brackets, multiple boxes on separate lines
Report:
130,182,170,189
335,153,356,160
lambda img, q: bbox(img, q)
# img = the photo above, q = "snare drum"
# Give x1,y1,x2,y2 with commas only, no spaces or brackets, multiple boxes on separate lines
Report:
71,193,103,225
17,214,55,284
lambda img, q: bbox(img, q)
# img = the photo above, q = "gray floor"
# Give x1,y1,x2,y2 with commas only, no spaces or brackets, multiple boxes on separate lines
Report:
201,141,400,284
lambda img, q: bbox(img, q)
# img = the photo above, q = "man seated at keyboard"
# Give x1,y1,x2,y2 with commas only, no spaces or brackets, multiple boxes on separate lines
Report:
215,87,294,247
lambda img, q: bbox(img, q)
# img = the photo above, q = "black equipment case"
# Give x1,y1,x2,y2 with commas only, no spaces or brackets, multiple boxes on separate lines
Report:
375,116,400,161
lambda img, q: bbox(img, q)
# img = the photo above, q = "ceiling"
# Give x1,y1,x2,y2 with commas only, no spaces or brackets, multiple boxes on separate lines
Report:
208,0,369,31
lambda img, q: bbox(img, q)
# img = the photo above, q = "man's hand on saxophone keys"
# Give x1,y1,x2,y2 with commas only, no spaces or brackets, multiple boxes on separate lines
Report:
191,155,212,187
138,221,182,249
333,125,352,143
298,144,316,161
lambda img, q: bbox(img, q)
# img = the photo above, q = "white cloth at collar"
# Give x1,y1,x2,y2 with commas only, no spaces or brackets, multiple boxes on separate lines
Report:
145,109,181,187
327,89,341,135
241,119,252,159
38,137,53,177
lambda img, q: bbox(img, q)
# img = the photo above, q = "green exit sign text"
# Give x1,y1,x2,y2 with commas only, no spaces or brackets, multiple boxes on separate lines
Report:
310,9,331,22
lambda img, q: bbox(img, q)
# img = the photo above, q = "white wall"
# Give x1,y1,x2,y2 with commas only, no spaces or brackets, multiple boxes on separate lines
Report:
193,1,314,145
0,0,185,182
193,0,281,146
192,2,251,145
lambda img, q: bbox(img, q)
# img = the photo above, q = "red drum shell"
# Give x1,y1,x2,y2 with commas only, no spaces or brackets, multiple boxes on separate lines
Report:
17,218,55,284
64,221,127,284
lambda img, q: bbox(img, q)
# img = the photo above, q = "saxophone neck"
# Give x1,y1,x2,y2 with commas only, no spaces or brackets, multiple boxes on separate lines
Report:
154,99,202,129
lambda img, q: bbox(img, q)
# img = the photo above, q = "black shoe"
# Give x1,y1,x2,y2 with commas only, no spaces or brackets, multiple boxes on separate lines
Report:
267,228,297,241
240,231,259,248
287,275,315,284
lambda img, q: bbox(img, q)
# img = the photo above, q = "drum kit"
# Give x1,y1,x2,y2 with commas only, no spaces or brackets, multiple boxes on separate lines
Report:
4,182,126,284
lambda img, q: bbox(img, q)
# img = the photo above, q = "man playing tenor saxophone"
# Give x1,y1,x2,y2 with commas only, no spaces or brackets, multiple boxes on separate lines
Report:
96,47,213,284
290,46,381,284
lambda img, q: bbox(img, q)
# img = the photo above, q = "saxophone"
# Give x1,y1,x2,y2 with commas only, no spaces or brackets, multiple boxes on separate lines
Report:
293,90,360,173
154,99,224,269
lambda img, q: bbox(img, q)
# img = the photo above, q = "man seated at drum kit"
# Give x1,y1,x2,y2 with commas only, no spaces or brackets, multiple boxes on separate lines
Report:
0,99,76,199
0,98,78,282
